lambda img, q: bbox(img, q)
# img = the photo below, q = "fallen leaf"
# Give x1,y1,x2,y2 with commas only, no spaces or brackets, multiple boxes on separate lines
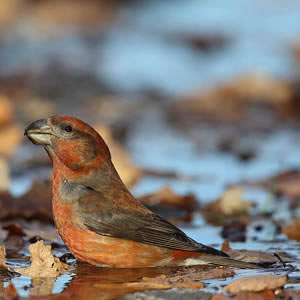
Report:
14,240,68,277
0,246,8,269
213,290,277,300
154,264,235,282
0,96,14,126
203,187,252,225
224,275,287,293
0,158,10,191
220,188,252,214
282,218,300,241
172,73,294,124
221,241,291,264
95,124,142,187
0,124,23,157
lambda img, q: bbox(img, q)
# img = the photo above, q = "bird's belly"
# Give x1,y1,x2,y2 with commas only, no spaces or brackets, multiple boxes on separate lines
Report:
63,228,176,268
52,199,200,267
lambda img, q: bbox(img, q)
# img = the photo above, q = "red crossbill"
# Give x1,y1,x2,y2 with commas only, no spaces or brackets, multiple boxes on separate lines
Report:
25,115,259,268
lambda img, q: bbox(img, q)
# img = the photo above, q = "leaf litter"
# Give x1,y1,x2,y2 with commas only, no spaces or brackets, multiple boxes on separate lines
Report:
14,240,68,277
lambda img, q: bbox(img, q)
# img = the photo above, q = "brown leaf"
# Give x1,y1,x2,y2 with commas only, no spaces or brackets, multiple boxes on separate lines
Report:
172,73,294,124
146,265,235,285
224,275,287,293
203,188,252,225
173,74,295,126
94,124,142,187
14,240,68,277
0,246,8,269
219,188,252,214
282,218,300,241
0,124,23,158
0,158,10,192
213,290,278,300
0,96,14,126
221,241,291,264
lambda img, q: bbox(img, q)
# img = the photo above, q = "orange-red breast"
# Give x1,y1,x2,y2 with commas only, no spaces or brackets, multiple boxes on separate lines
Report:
24,115,259,268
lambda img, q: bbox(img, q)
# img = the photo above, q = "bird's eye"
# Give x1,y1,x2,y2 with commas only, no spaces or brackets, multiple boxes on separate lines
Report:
64,125,73,132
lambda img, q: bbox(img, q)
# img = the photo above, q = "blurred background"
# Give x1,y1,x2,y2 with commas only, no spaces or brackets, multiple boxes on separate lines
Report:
1,0,300,262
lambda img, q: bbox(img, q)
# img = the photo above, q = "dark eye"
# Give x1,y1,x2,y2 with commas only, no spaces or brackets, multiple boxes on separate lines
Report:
64,125,73,132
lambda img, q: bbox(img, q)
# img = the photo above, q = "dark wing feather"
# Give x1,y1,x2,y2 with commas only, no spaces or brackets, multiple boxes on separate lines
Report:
77,186,228,257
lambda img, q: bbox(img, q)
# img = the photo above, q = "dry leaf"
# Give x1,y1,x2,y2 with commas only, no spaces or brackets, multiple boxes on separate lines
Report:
0,96,14,125
95,124,142,187
142,264,234,290
14,240,68,277
0,246,8,269
224,275,287,294
213,290,277,300
0,158,10,191
172,73,294,123
283,218,300,241
203,187,252,225
0,124,23,157
219,188,252,214
222,241,291,264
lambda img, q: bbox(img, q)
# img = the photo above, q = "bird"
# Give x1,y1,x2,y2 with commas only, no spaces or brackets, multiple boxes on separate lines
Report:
24,115,260,268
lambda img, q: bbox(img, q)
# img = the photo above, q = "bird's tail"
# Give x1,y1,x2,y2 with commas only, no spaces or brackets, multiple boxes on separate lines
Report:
201,255,263,269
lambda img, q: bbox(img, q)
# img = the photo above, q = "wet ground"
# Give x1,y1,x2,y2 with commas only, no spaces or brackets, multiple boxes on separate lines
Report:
1,0,300,299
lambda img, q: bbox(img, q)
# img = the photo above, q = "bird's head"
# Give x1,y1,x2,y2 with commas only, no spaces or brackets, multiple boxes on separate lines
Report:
24,115,111,171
